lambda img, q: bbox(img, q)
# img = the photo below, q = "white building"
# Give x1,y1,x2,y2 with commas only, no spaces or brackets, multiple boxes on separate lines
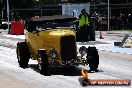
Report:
62,3,90,18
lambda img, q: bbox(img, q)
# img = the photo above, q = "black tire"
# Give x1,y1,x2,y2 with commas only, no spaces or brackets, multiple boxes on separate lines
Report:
16,42,31,68
89,56,99,72
38,49,49,75
87,47,99,71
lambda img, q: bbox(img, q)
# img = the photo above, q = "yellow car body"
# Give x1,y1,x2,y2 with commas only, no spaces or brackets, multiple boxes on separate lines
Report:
25,28,77,65
16,15,99,74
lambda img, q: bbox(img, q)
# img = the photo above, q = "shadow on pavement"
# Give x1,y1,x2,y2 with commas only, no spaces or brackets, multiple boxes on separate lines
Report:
28,64,103,76
29,64,82,76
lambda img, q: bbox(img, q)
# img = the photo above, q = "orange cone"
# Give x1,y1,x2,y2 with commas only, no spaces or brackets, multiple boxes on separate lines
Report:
99,31,104,39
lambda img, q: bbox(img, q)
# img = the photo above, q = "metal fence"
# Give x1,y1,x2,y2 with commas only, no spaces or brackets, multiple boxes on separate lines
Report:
90,1,132,31
3,2,132,31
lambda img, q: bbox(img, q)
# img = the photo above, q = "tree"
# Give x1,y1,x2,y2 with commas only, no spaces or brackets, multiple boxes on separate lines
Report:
11,0,36,9
39,0,61,5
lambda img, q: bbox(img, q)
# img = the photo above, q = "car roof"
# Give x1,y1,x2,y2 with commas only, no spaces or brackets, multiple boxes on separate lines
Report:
30,15,76,23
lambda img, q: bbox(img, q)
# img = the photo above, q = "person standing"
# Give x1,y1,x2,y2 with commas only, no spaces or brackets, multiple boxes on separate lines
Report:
79,9,90,42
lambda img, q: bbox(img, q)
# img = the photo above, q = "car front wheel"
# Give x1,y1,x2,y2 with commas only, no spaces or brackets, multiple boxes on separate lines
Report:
16,42,30,68
38,49,49,75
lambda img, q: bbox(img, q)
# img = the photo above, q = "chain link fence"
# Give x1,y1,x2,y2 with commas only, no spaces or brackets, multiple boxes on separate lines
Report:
90,0,132,31
6,1,132,31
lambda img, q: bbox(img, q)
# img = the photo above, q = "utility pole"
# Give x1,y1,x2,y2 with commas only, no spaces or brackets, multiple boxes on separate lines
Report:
93,0,96,41
1,0,3,19
7,0,10,33
108,0,110,31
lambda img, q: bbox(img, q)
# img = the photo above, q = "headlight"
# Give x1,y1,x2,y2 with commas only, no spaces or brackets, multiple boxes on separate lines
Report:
49,49,57,58
79,46,87,56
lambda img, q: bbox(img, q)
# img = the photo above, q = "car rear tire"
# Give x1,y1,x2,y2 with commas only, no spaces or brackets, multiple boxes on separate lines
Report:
38,49,49,75
16,42,30,68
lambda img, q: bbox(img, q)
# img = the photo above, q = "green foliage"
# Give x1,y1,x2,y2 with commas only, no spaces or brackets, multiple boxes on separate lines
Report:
113,29,132,32
12,0,36,8
39,0,60,5
11,0,61,9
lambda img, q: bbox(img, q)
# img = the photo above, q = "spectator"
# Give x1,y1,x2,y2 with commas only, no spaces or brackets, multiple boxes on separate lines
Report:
78,9,90,42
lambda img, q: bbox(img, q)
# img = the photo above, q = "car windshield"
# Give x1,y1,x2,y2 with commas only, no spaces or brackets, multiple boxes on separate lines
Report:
35,22,74,31
28,15,77,32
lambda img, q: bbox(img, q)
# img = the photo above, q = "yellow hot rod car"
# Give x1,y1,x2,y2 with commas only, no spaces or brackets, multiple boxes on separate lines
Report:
16,15,99,75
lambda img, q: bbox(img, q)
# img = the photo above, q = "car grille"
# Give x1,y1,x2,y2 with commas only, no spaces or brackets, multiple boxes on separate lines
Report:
61,35,76,61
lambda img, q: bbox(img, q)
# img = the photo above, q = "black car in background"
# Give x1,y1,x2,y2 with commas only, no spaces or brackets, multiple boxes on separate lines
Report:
0,19,11,30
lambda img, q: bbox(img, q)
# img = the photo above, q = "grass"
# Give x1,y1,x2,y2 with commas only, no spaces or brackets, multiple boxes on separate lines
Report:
111,29,132,32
